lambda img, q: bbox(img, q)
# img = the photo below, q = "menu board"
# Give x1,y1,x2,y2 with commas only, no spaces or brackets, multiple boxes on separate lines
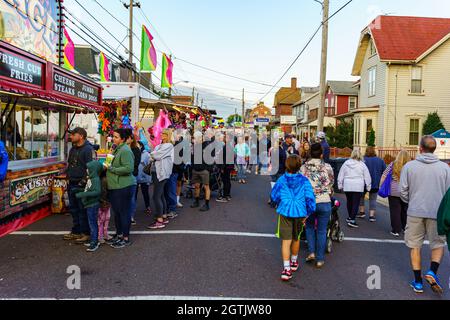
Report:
0,47,43,86
52,71,100,104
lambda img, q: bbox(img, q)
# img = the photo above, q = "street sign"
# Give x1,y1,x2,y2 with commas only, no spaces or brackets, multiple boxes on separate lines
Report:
280,115,297,124
254,118,270,126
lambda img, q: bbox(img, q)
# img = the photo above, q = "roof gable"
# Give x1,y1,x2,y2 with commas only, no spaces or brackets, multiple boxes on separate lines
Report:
352,15,450,75
328,81,359,96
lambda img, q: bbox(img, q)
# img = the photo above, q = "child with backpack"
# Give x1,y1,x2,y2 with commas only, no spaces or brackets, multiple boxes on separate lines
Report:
75,161,103,252
271,155,316,281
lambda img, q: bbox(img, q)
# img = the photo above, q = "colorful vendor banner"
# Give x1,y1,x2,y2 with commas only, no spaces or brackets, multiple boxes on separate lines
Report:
9,171,59,206
0,0,61,63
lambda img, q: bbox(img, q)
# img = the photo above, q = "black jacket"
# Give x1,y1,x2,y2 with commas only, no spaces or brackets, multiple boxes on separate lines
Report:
67,141,93,184
131,146,141,177
192,141,212,172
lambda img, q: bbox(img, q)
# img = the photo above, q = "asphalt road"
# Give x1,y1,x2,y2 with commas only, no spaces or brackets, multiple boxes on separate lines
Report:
0,173,449,300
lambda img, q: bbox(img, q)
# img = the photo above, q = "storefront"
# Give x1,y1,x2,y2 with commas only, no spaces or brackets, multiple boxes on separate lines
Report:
0,41,102,237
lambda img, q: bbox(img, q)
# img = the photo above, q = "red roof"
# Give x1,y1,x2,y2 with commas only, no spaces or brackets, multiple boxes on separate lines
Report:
369,16,450,61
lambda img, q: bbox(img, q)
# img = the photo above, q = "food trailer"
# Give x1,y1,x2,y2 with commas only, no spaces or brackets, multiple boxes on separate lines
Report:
0,41,103,237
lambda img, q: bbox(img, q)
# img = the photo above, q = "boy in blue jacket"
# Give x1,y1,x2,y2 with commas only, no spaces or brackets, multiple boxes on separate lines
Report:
271,155,316,281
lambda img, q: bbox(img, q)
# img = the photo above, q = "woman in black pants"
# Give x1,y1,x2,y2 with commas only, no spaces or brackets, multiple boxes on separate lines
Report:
337,149,372,228
380,150,411,237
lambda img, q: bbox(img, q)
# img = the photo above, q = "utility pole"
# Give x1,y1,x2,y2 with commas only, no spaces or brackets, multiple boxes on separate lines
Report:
123,0,141,82
317,0,329,133
191,87,195,106
242,88,245,128
196,93,199,107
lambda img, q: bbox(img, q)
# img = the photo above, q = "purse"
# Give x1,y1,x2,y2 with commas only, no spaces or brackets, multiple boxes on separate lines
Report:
378,167,393,198
143,161,153,176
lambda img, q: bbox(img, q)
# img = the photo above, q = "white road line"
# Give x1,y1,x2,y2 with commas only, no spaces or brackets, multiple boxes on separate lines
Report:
1,296,280,300
9,229,429,245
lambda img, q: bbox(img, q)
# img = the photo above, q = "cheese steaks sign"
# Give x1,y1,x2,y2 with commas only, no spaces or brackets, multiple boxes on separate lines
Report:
53,71,99,104
0,48,43,86
9,171,59,206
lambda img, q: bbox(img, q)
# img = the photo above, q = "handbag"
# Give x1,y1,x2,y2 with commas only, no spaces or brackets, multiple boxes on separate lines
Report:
143,161,153,176
378,167,393,198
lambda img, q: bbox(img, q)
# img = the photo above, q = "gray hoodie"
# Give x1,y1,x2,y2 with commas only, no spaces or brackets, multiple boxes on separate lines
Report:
400,153,450,219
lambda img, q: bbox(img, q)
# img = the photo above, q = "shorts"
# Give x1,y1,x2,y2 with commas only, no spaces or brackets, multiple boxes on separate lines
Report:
192,170,210,185
405,216,447,250
276,215,305,241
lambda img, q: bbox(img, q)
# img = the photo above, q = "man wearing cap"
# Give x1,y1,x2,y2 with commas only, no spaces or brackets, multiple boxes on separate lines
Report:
282,134,300,157
317,131,330,164
64,127,93,243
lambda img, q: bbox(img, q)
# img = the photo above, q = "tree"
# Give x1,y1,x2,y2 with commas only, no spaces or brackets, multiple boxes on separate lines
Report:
326,119,354,148
367,129,376,147
227,114,242,125
423,112,446,135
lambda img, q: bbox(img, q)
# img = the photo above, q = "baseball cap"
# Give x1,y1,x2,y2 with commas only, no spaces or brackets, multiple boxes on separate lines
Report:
68,127,87,139
317,131,326,139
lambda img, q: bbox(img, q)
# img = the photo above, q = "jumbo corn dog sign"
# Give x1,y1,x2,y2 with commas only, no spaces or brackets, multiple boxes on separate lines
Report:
9,171,59,206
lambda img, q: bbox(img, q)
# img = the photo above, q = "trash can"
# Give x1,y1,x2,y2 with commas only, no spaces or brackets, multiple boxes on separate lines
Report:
328,158,348,193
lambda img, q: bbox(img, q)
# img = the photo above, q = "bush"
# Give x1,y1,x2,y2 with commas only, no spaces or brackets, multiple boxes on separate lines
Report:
367,129,376,147
327,119,354,148
423,112,445,135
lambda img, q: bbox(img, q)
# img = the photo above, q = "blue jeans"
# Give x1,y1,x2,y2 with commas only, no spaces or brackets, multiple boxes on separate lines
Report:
68,183,89,235
305,202,332,262
109,185,137,238
237,164,247,180
164,173,178,213
86,205,99,244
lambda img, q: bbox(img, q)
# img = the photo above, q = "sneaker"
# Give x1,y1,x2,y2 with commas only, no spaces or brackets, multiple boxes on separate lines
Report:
316,261,325,269
75,235,90,244
177,202,184,208
306,254,316,263
111,240,126,249
410,281,424,293
424,270,444,294
356,213,366,219
99,239,106,244
63,233,82,241
86,242,100,252
147,221,166,230
369,216,377,222
390,231,400,237
290,261,299,272
167,212,178,219
200,204,210,212
163,218,170,224
346,217,353,224
226,196,232,201
106,236,121,245
281,269,293,281
216,197,228,203
191,201,200,208
131,219,137,225
347,220,359,228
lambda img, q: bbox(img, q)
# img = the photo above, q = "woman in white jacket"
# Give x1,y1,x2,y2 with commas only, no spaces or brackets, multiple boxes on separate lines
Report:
338,149,372,228
148,129,174,230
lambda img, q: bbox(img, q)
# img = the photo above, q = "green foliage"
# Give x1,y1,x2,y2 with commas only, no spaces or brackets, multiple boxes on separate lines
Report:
227,114,242,125
326,119,354,148
367,128,376,147
423,112,445,135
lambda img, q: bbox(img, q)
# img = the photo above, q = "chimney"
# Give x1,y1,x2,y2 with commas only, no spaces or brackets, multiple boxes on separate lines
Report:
291,77,297,89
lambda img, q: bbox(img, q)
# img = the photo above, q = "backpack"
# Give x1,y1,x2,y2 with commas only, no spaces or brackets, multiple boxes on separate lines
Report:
0,141,9,182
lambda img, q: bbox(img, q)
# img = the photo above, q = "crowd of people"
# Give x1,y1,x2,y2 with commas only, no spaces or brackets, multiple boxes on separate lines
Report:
63,126,450,294
271,134,450,295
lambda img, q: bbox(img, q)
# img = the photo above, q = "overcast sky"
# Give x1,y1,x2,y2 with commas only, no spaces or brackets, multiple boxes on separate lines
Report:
66,0,450,118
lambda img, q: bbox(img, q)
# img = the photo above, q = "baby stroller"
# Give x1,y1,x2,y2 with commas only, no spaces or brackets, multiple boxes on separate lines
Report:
300,198,344,254
209,165,224,197
326,198,345,254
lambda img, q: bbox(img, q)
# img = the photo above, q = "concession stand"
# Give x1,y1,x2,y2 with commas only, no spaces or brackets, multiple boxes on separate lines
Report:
0,40,103,237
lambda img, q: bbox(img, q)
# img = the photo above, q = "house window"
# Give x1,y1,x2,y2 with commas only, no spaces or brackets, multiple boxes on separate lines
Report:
368,67,376,97
365,119,373,144
411,66,422,94
409,119,420,146
369,40,376,56
349,97,357,110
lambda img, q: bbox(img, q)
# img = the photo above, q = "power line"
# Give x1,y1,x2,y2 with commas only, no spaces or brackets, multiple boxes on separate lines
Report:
174,57,280,88
258,0,354,102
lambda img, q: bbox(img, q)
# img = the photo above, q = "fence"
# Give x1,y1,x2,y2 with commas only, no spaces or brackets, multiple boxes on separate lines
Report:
330,147,419,164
